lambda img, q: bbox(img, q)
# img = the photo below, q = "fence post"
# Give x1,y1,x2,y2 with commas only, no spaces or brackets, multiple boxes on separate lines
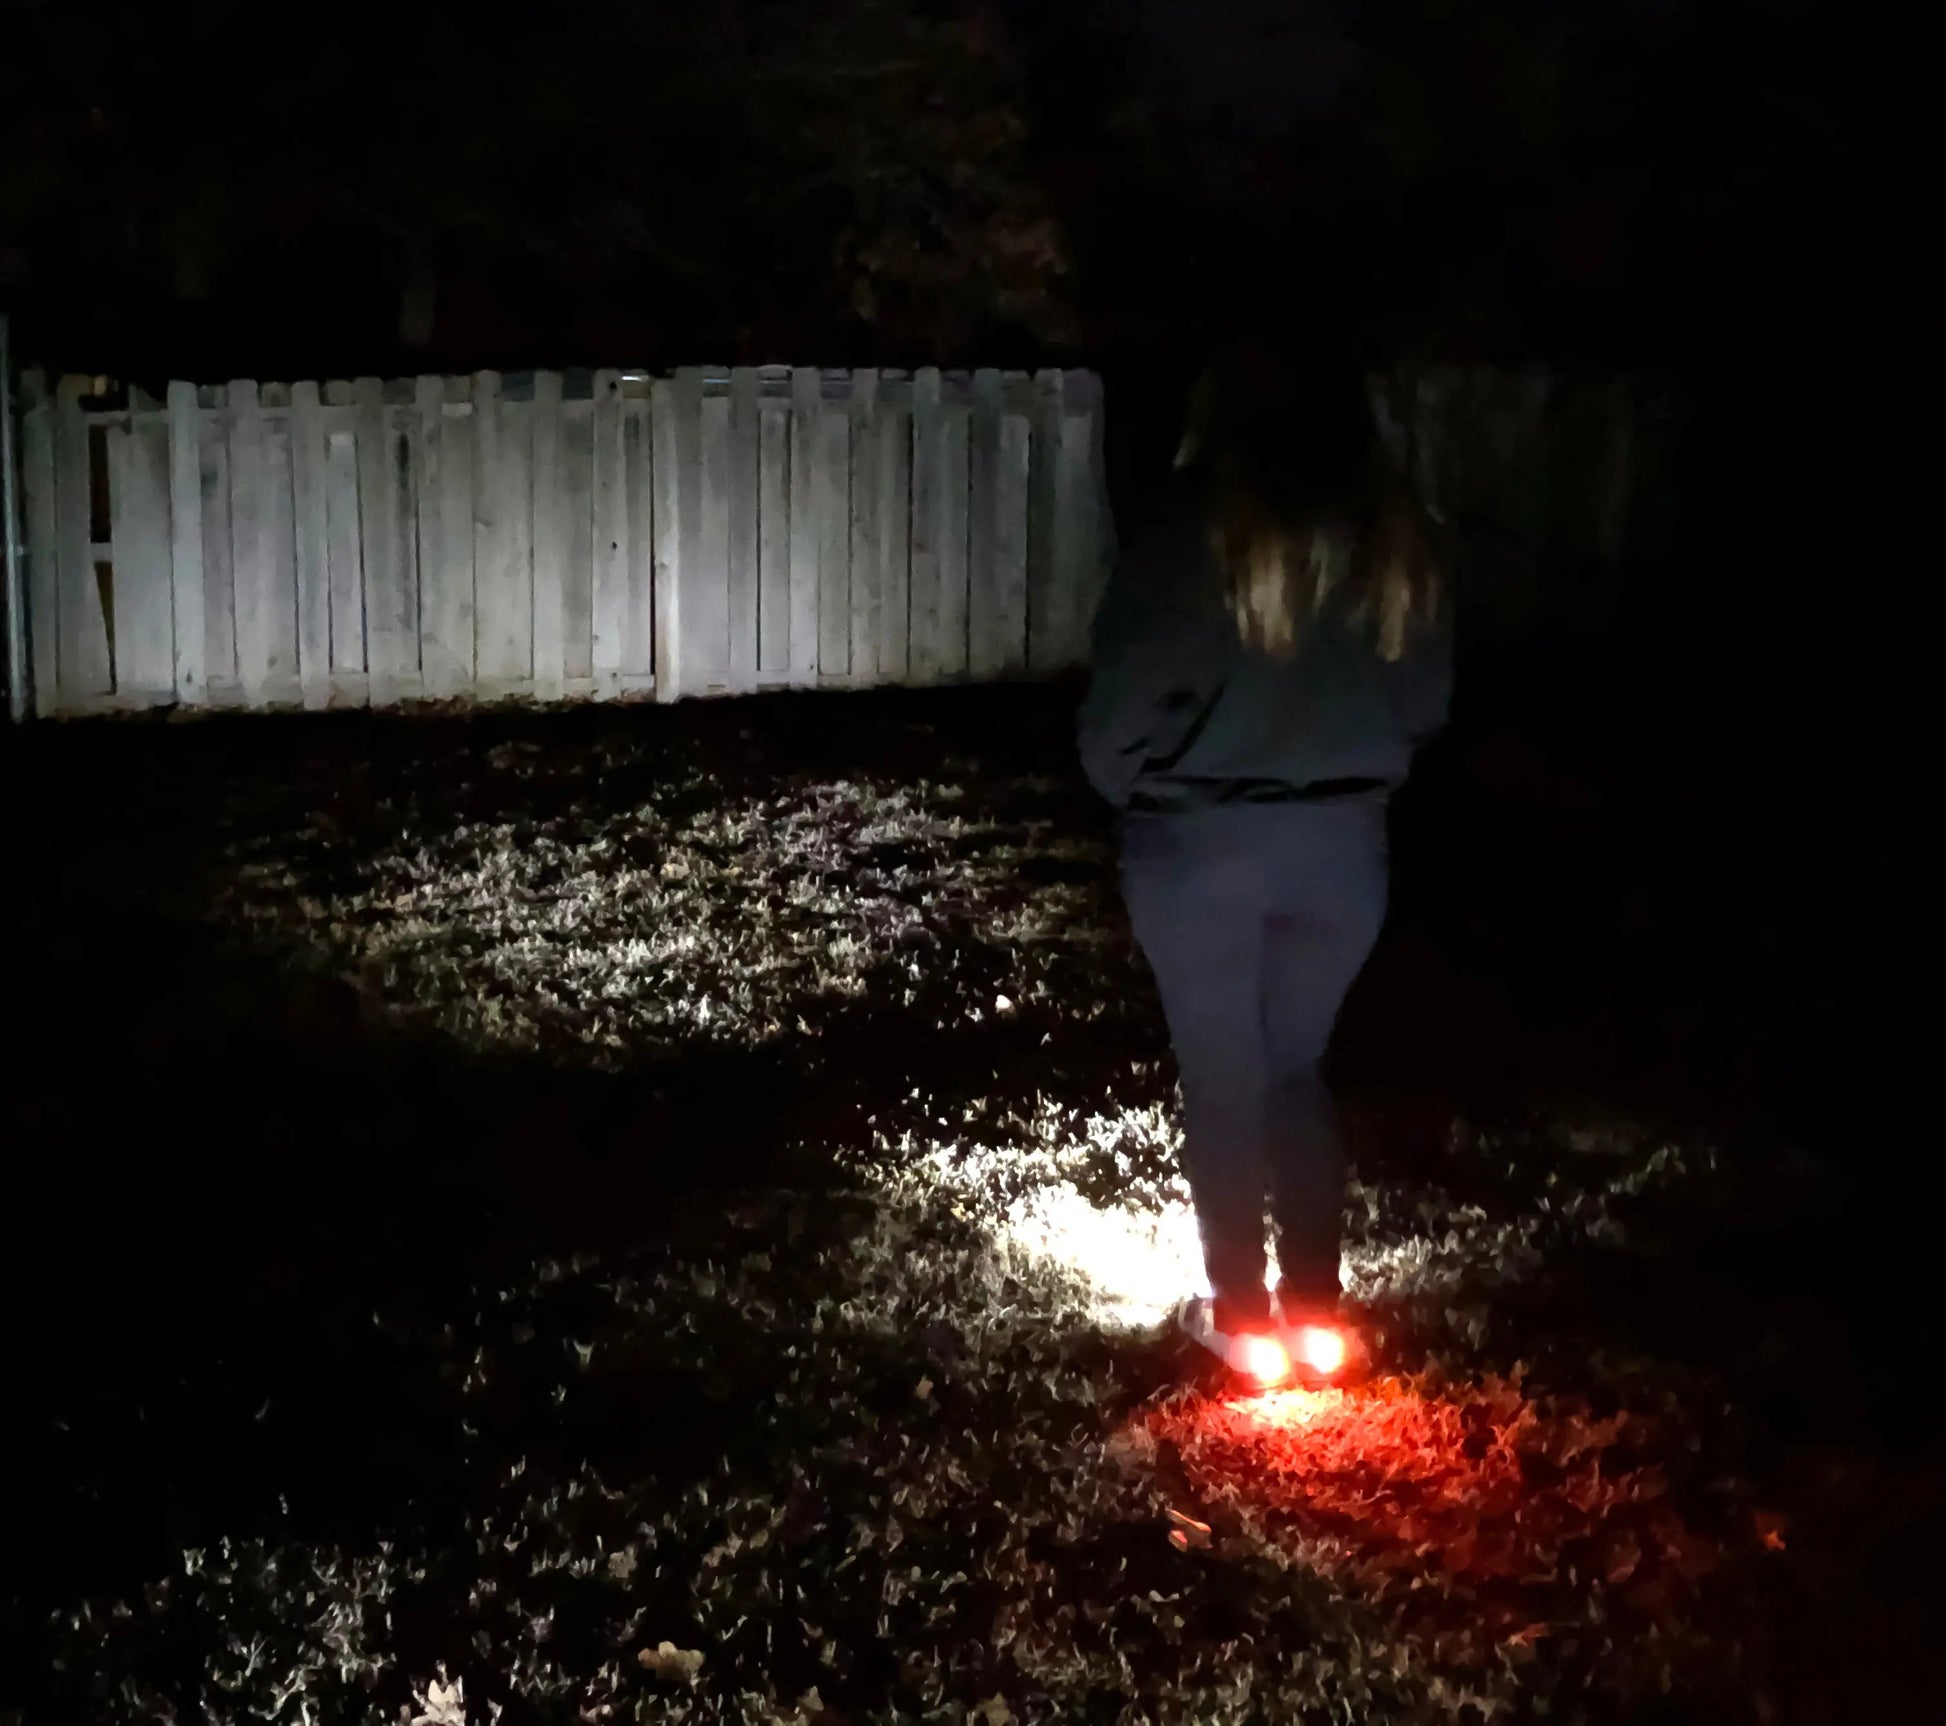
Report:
0,315,26,720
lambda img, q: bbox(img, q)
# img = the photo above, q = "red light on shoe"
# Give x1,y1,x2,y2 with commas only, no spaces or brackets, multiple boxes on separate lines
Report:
1294,1324,1347,1377
1240,1333,1292,1384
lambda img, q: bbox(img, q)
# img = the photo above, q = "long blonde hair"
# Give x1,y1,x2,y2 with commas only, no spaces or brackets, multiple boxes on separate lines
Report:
1176,364,1442,663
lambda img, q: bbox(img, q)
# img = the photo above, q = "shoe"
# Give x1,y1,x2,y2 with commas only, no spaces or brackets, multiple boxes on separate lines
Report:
1177,1295,1296,1387
1273,1292,1370,1387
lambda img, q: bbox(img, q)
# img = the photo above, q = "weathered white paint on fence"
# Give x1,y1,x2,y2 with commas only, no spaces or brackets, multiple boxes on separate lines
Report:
561,399,594,685
932,373,972,678
591,369,628,698
56,378,110,700
973,374,1031,680
530,370,566,701
415,377,463,697
13,364,1112,716
650,375,682,698
908,368,942,684
727,367,760,694
266,403,301,702
757,379,791,678
166,381,207,706
786,367,820,687
105,417,175,702
472,371,530,691
291,381,330,710
848,368,879,685
324,420,364,697
352,379,396,705
814,372,849,681
876,385,912,683
1026,369,1060,674
622,392,655,687
967,370,1031,678
1050,371,1104,673
694,375,731,691
227,381,274,704
198,388,237,694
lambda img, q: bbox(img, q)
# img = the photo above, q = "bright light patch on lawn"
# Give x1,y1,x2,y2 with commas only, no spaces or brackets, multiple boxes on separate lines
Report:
987,1176,1205,1324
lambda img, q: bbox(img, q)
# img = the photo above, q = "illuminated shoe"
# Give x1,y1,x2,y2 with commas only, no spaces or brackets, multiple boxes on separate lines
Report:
1273,1295,1369,1387
1177,1295,1296,1388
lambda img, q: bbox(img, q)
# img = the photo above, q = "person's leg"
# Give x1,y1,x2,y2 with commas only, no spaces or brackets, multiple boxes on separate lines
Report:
1260,804,1392,1305
1119,819,1274,1322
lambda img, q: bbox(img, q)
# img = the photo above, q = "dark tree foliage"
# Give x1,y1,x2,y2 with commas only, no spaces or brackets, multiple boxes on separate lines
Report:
2,0,1907,391
0,0,1072,376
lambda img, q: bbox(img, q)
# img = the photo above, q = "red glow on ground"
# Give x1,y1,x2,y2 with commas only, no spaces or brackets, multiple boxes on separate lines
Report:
1131,1373,1732,1654
1294,1323,1347,1377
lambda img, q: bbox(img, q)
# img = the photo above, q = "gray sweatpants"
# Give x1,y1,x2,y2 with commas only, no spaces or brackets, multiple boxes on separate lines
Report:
1119,797,1389,1313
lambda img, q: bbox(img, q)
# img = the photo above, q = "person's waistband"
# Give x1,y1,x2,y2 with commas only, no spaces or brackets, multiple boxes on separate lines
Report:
1126,777,1386,816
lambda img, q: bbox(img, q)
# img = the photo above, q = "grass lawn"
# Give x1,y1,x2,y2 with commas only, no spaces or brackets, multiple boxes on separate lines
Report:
5,683,1933,1725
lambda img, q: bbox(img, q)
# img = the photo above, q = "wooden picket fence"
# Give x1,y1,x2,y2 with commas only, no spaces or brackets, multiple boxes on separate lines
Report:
11,365,1111,716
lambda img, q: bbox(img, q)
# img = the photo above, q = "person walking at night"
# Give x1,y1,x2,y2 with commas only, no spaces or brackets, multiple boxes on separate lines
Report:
1078,343,1452,1385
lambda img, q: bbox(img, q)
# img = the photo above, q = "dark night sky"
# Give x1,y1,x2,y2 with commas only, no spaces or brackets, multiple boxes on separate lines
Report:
1135,0,1361,129
2,0,1910,384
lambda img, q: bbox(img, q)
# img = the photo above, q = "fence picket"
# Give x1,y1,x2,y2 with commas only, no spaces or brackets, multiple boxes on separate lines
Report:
591,369,627,696
1048,381,1094,670
651,376,683,700
815,372,849,680
964,373,1030,678
106,417,176,701
758,388,790,677
416,375,472,696
966,369,1002,676
266,405,300,702
787,368,819,686
848,368,879,683
937,374,970,677
353,379,399,704
530,371,565,700
562,399,594,685
693,376,730,690
324,416,364,698
728,367,760,692
877,392,911,681
473,373,531,688
1026,369,1061,672
908,369,942,683
623,395,654,682
292,382,330,708
228,381,273,703
55,378,109,700
199,388,238,696
166,382,206,705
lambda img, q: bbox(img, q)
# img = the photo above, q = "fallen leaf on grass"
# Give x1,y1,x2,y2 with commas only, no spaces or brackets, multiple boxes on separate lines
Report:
1166,1508,1211,1551
409,1673,467,1726
637,1642,705,1683
771,1687,842,1725
972,1697,1016,1726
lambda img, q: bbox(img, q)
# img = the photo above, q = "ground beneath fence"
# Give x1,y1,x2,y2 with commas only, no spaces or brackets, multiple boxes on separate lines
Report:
3,684,1932,1725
